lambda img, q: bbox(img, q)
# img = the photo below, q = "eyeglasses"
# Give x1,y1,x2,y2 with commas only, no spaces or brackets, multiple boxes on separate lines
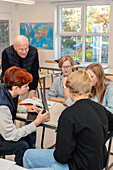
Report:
62,65,72,70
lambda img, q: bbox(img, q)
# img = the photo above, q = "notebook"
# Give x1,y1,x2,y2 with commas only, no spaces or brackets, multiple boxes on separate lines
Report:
26,96,49,121
19,98,55,109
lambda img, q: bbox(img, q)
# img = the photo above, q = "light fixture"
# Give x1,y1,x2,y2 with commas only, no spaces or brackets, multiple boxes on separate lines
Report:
1,0,35,5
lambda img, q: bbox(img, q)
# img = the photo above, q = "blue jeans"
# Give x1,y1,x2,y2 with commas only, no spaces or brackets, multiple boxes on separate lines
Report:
23,149,69,170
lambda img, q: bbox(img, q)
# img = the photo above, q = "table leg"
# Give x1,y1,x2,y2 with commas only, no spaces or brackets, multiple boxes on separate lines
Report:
41,127,45,149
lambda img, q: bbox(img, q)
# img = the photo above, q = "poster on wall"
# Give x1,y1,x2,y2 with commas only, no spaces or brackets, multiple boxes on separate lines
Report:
0,20,9,45
20,22,53,50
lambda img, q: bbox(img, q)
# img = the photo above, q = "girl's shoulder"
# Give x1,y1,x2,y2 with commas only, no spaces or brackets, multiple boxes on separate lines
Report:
52,75,63,86
105,80,113,85
54,74,63,81
105,80,113,89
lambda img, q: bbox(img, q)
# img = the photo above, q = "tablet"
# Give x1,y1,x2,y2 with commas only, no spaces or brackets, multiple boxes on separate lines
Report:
26,96,49,121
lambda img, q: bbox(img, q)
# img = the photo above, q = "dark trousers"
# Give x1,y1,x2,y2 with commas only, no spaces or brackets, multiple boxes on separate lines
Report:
0,135,33,167
25,122,36,147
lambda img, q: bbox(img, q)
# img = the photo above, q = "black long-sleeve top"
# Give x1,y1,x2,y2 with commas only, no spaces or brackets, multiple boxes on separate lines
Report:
54,99,113,170
1,45,39,91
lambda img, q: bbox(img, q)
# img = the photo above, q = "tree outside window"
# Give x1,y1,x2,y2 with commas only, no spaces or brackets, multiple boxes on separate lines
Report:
57,4,110,63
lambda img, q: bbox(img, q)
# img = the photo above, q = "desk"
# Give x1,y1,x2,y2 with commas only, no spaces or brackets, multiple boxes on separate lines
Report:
104,68,113,76
40,63,60,72
16,102,65,148
40,63,61,83
40,63,108,72
77,63,108,70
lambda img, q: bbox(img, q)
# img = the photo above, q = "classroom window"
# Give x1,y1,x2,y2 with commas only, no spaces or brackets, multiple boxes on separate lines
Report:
61,36,82,62
57,4,110,63
61,7,81,32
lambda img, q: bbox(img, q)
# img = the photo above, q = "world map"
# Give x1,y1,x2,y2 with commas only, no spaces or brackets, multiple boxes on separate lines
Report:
20,23,53,49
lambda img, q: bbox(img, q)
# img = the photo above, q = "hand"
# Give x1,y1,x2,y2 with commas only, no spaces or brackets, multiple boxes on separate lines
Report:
33,109,50,127
28,91,37,98
62,77,68,86
26,105,40,113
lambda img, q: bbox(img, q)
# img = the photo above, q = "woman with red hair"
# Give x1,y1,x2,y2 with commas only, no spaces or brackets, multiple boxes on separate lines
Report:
0,66,50,167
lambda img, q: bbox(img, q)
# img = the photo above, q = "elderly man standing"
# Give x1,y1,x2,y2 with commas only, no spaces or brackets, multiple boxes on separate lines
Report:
1,35,39,99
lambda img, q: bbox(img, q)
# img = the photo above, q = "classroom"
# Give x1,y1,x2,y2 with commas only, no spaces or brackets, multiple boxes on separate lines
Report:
0,0,113,170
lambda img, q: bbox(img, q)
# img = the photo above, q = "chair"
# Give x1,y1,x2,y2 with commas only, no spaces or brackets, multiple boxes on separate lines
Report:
104,131,113,170
45,60,61,83
37,71,51,99
45,60,57,64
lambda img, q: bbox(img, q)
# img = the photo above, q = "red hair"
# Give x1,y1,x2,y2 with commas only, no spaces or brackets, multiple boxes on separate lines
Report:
4,66,33,89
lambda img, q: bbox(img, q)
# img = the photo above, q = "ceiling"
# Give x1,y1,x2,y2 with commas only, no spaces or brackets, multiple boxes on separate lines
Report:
0,0,109,5
35,0,84,3
35,0,108,4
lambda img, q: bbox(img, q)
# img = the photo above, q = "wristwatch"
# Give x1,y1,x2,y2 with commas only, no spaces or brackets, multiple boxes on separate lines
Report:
63,85,67,89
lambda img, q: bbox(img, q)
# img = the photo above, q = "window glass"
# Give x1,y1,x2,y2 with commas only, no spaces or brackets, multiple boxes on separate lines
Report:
58,4,110,63
85,36,108,63
61,7,81,32
86,5,110,33
61,36,82,61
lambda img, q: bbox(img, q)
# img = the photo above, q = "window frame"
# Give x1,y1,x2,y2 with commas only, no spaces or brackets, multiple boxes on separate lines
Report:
55,1,110,64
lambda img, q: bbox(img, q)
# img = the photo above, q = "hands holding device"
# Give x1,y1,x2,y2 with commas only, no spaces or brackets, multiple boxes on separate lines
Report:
25,96,50,126
33,108,50,127
26,105,40,113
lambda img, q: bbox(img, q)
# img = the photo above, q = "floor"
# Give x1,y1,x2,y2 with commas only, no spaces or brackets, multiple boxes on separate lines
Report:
3,71,113,169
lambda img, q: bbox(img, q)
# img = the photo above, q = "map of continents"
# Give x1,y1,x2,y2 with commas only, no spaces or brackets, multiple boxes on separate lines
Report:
20,23,53,49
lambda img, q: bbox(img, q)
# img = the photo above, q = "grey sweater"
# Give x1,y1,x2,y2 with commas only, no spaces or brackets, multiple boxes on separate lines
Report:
0,105,36,141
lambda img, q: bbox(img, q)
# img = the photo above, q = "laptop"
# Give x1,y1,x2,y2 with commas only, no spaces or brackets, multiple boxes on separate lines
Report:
26,96,49,121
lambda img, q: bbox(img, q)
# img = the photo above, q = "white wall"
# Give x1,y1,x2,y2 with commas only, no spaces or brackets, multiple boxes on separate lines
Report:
0,1,55,65
0,1,113,67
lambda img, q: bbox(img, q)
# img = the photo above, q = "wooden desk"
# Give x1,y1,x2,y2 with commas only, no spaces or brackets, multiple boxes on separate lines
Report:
45,60,57,64
77,63,108,70
40,63,108,72
104,68,113,76
16,102,65,148
40,63,60,71
40,63,61,83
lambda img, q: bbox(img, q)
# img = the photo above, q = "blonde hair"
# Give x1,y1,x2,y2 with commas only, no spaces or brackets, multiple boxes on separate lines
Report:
66,70,92,96
58,55,74,68
86,63,111,103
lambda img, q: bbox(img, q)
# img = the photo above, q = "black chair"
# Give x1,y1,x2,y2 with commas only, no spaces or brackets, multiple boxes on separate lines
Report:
104,131,113,170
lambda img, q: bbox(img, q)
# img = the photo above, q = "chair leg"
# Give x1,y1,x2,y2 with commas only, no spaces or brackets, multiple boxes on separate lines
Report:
105,138,112,170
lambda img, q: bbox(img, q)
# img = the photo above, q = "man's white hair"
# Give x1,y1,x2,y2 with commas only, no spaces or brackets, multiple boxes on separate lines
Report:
14,35,29,46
